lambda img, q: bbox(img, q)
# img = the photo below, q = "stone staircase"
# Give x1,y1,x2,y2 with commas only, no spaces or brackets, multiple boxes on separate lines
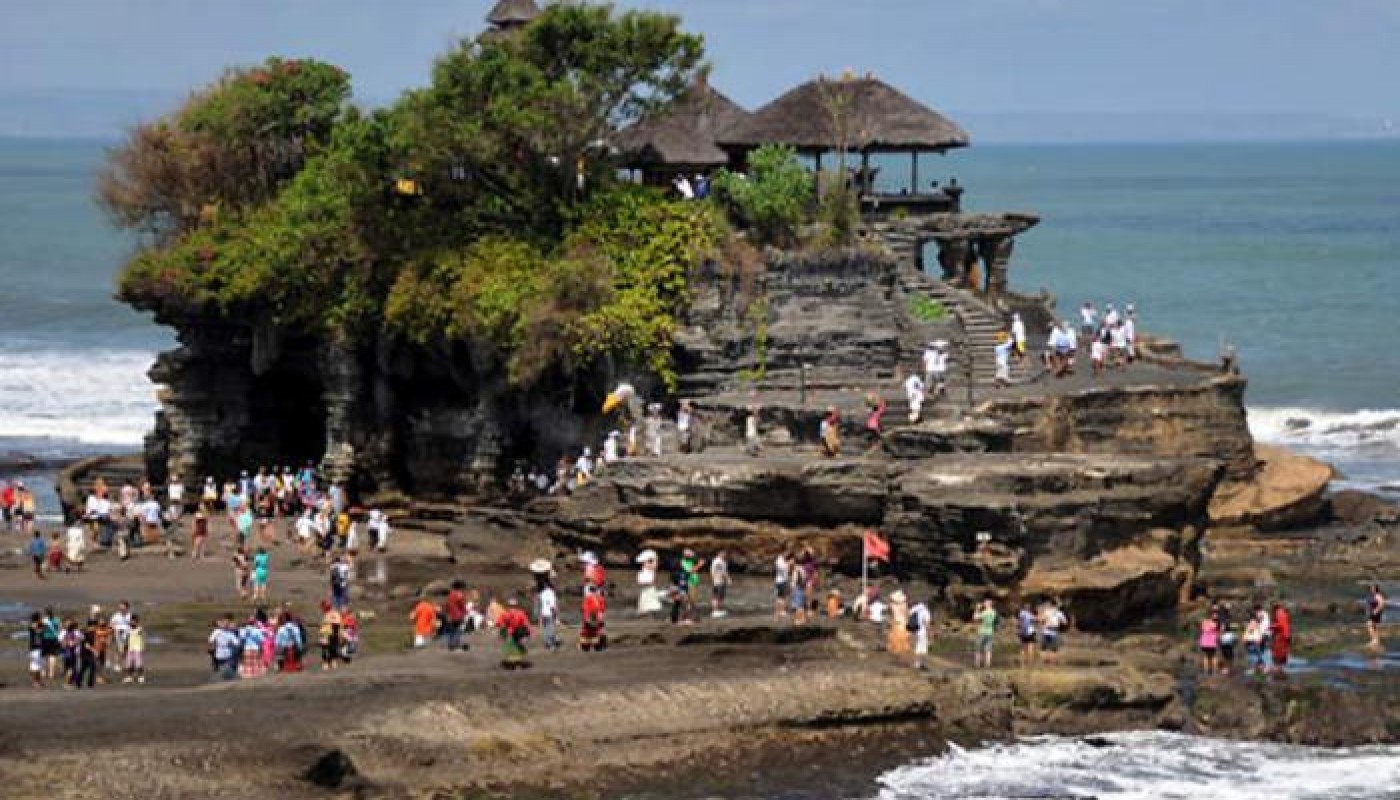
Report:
897,269,1033,389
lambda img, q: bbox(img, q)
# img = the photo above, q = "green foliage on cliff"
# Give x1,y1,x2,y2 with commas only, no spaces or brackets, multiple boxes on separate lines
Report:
711,145,813,247
109,4,720,391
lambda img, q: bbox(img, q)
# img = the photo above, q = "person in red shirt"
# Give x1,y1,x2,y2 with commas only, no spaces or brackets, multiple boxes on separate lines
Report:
444,580,468,652
581,552,605,595
1270,602,1291,673
498,598,531,669
410,598,438,649
579,585,607,652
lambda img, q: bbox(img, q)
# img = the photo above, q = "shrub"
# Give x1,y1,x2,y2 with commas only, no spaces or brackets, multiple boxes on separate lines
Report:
711,144,812,247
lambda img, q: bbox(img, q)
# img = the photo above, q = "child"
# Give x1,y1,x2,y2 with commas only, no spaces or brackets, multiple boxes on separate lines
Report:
124,615,147,684
46,532,65,574
29,530,47,579
252,547,270,603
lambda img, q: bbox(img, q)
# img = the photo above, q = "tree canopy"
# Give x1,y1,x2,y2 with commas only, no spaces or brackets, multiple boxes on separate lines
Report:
107,4,718,389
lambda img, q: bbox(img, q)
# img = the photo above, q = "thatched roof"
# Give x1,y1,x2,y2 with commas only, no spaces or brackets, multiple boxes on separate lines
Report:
486,0,541,27
613,81,749,169
719,76,969,153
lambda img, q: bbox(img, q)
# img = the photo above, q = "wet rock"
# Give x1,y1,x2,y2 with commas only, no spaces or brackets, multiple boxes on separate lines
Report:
305,748,358,789
1329,489,1400,526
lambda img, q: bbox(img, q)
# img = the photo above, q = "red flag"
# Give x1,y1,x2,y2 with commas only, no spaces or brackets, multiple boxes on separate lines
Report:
863,529,890,562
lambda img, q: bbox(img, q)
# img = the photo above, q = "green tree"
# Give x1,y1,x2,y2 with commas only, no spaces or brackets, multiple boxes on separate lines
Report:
711,144,813,247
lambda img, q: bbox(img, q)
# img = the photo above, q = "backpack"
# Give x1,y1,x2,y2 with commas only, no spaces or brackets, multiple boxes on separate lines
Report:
905,616,920,633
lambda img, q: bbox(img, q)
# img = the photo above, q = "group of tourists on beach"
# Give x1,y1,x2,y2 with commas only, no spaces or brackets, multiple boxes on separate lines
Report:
1197,599,1295,676
206,599,358,680
25,601,146,689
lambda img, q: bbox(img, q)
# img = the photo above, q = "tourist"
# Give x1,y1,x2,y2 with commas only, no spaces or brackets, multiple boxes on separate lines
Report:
40,609,61,681
17,483,36,536
208,616,239,681
574,448,595,485
1017,602,1038,668
681,548,704,611
603,430,621,464
668,558,692,625
1090,330,1108,377
27,613,45,688
580,585,607,652
190,509,209,560
909,597,932,670
1123,306,1138,362
1039,599,1067,665
1270,601,1291,674
443,580,468,652
1219,617,1238,675
635,550,663,616
29,529,46,579
252,547,270,603
645,402,664,457
319,601,343,671
340,607,360,663
64,521,87,571
788,555,807,624
0,481,13,531
1254,604,1272,669
90,611,112,684
1103,303,1120,330
499,597,532,669
46,531,66,574
887,590,911,655
232,545,251,600
329,555,351,610
274,610,305,673
410,595,438,648
994,335,1013,388
710,549,731,618
108,601,132,674
973,599,997,669
825,588,844,618
1198,612,1220,675
677,400,696,453
1010,313,1027,361
1079,301,1097,338
904,372,926,423
76,616,100,688
819,406,841,458
1109,319,1129,368
1366,583,1386,651
124,614,147,683
1243,614,1266,674
537,577,560,651
864,392,886,454
744,405,762,457
581,551,606,596
774,551,791,618
238,616,267,679
925,340,949,400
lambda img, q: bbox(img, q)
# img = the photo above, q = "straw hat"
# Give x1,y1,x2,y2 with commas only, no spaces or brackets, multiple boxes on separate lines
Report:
889,589,908,604
635,549,658,564
528,558,553,575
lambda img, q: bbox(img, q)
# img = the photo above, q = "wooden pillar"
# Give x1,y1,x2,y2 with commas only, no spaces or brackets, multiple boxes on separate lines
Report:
861,151,871,195
911,152,920,195
815,151,824,196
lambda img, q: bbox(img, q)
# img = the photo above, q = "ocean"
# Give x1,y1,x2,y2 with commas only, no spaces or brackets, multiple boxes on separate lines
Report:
1,138,1398,513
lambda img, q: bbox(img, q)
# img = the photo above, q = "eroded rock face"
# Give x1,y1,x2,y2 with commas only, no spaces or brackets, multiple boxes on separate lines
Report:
1208,444,1334,531
518,452,1222,628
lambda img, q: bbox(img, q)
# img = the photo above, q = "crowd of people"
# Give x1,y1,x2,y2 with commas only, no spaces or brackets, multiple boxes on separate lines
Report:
25,602,146,689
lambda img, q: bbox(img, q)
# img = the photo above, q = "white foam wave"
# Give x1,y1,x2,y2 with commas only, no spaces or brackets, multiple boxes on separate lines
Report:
1249,406,1400,454
874,731,1400,800
0,349,158,446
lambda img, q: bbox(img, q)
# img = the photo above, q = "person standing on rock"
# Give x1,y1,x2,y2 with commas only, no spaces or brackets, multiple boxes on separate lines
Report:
1366,584,1386,651
887,590,911,656
909,598,932,670
410,595,438,649
864,393,886,455
329,555,351,610
536,577,560,651
1010,313,1027,361
904,372,926,424
773,552,791,618
973,599,998,669
819,407,841,458
1017,603,1038,668
924,341,949,400
1270,601,1291,674
1198,612,1220,676
677,401,696,453
579,585,607,651
993,335,1013,388
1079,301,1097,338
444,580,468,652
744,405,763,457
710,550,731,618
1038,600,1067,665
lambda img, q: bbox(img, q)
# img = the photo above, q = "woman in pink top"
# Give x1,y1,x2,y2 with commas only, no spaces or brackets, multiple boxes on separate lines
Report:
1198,615,1220,675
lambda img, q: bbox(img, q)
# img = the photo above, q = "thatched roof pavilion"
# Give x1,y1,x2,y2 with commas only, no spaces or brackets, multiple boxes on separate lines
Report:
613,80,749,179
719,75,969,155
486,0,541,31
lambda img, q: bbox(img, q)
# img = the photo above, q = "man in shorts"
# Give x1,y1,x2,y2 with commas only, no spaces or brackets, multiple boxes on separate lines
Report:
1039,599,1067,664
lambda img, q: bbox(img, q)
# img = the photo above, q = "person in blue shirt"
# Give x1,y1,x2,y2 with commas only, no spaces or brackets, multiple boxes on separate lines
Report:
28,530,47,579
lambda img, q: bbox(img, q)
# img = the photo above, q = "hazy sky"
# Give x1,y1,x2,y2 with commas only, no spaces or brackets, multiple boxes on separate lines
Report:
3,0,1398,123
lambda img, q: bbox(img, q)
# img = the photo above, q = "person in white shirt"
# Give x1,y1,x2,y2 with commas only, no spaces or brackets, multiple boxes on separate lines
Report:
744,407,762,457
674,175,694,200
904,373,926,423
537,582,560,651
108,601,133,672
1010,313,1027,361
1103,303,1121,329
676,401,695,453
1123,311,1137,362
644,403,663,457
575,448,595,482
1079,301,1097,337
166,475,185,524
994,337,1014,387
1091,332,1108,376
1109,322,1129,368
602,431,621,464
922,341,949,399
909,600,932,670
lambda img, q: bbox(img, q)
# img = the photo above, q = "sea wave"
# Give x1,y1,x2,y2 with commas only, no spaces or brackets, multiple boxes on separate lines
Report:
1249,406,1400,454
0,348,158,447
874,731,1400,800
